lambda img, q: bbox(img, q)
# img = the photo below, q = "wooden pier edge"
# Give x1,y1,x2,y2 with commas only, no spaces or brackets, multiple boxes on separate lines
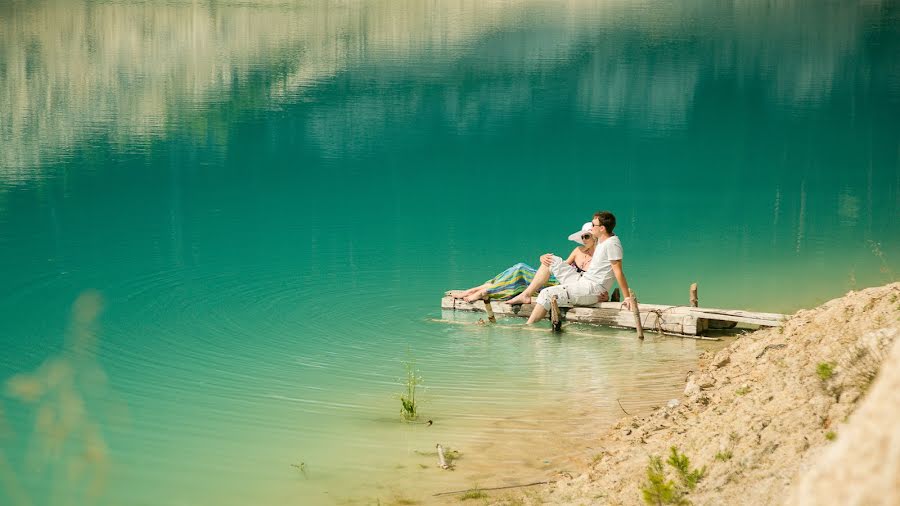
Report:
440,295,787,338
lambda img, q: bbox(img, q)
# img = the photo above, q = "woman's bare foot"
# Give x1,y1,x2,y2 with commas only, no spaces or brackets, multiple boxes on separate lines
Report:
463,289,488,302
505,293,532,305
449,287,482,299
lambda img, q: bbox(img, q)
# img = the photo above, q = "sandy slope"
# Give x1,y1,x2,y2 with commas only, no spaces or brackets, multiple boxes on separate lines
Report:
497,282,899,505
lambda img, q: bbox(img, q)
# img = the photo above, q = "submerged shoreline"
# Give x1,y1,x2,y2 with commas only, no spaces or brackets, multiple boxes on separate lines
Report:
485,282,900,505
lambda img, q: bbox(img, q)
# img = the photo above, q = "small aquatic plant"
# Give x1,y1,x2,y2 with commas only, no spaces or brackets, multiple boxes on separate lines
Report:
399,357,424,421
459,486,487,501
443,446,461,466
2,291,115,503
825,431,837,441
290,461,308,479
390,496,420,505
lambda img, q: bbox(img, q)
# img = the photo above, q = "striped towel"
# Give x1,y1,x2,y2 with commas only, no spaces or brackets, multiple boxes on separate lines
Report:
483,262,558,299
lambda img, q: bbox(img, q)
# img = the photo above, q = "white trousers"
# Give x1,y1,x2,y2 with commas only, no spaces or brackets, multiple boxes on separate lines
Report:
535,256,601,310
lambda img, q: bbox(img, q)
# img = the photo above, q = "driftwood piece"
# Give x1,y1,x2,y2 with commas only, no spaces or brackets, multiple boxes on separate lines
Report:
756,343,787,359
690,283,698,307
436,444,450,469
434,480,556,497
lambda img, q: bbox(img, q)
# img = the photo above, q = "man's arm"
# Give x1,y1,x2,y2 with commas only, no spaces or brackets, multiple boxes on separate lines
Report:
610,259,633,310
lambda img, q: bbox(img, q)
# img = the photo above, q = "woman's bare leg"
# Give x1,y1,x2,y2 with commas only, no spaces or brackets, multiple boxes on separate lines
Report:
506,264,552,305
451,283,491,300
463,288,489,302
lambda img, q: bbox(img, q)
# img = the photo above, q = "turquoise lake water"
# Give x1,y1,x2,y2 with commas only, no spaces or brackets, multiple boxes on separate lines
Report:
1,1,898,504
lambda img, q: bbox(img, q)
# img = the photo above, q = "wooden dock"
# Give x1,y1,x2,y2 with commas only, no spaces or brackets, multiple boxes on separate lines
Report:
440,296,787,337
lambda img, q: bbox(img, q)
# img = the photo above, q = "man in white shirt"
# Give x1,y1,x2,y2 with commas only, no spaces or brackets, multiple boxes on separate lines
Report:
525,211,634,325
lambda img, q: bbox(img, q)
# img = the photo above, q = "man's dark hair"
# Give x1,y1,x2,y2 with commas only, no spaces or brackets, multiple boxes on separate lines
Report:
594,211,616,234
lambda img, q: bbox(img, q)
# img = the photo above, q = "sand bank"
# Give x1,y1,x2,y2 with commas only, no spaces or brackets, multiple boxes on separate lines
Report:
495,282,899,505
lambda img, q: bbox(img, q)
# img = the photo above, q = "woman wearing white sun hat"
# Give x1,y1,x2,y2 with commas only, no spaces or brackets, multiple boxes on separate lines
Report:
522,210,632,325
449,222,603,303
504,222,609,306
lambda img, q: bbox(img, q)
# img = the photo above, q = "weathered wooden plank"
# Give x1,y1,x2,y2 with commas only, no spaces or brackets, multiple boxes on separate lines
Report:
691,306,786,320
441,296,702,336
564,305,701,335
569,302,785,327
440,296,788,335
690,307,785,327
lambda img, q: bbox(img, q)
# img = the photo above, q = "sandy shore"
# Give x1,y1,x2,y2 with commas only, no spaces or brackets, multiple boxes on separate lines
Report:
483,282,900,505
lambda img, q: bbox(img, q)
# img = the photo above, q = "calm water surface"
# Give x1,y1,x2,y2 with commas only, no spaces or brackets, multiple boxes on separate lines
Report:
1,1,898,504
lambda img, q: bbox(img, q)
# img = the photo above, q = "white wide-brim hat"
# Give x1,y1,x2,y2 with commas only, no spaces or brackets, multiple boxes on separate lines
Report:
567,222,594,245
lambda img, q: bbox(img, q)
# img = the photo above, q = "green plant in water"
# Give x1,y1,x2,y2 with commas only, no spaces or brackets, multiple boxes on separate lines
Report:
459,486,488,501
1,291,116,503
399,357,424,421
444,447,461,466
825,431,837,441
816,362,835,382
290,461,308,479
390,497,420,506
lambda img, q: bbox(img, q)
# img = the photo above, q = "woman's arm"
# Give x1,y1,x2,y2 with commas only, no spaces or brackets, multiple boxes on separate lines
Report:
565,247,579,265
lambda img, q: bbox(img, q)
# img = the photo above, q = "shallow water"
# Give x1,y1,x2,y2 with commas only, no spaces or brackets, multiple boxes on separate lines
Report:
1,1,898,504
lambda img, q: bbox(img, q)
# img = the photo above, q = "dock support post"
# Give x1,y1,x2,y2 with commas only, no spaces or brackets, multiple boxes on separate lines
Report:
482,297,497,324
690,283,698,307
550,295,562,332
630,291,645,340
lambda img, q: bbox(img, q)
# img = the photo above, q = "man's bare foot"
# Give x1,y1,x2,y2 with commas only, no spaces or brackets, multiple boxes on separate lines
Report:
463,289,488,302
506,293,532,305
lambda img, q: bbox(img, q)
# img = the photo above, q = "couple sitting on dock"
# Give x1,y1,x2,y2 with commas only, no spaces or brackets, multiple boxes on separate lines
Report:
451,210,634,324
